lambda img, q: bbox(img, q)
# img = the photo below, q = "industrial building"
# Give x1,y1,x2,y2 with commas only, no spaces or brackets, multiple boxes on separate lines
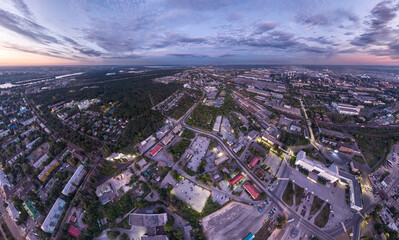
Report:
41,198,66,233
331,102,362,115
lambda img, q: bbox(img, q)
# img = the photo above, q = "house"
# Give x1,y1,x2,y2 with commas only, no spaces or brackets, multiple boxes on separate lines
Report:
243,182,260,199
150,144,163,157
228,173,244,186
67,225,81,238
248,156,260,168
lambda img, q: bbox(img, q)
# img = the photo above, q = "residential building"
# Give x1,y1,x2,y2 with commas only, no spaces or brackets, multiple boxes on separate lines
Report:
129,213,168,227
37,159,60,182
248,156,260,168
41,198,66,233
213,116,222,132
23,200,38,220
228,173,244,186
62,165,86,196
243,182,260,199
33,153,49,168
150,144,163,157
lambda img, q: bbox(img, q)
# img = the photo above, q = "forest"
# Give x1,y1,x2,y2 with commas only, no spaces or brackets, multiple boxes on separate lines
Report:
29,69,184,152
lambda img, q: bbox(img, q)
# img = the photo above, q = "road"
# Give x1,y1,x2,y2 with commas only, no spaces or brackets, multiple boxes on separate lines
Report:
181,115,337,240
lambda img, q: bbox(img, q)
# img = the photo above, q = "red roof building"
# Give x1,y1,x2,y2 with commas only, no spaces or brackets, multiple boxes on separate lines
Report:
150,144,163,157
70,216,76,223
244,182,260,199
67,225,81,238
248,156,260,168
228,173,244,186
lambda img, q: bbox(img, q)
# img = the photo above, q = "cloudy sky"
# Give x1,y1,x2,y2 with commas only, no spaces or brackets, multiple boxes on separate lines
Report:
1,0,399,65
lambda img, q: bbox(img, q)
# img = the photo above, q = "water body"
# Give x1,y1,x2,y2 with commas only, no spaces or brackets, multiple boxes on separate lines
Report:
0,83,16,89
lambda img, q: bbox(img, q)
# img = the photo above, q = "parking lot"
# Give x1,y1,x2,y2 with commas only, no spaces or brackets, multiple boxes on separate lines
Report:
171,178,211,212
263,152,282,176
202,202,270,240
286,167,352,228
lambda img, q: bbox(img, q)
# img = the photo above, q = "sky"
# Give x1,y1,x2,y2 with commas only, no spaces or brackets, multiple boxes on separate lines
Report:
1,0,399,65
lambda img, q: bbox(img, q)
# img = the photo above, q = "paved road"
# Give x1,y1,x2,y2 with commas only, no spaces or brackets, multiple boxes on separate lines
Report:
181,116,336,240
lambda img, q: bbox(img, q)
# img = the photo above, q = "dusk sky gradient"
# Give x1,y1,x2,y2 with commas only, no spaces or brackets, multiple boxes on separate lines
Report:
1,0,399,65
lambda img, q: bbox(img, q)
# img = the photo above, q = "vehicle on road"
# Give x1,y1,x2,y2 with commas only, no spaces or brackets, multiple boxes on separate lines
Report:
243,233,255,240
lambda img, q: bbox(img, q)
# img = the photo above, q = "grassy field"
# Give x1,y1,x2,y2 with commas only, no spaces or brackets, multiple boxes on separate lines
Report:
282,181,294,206
352,155,365,165
353,134,394,168
314,203,331,228
309,196,324,217
295,184,305,207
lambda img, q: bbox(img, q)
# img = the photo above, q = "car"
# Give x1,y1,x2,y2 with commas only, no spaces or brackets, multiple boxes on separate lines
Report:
306,192,311,202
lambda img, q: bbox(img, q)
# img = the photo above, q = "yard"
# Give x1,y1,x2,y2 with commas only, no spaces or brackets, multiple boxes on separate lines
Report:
309,196,324,217
294,184,304,207
314,203,330,228
282,181,294,206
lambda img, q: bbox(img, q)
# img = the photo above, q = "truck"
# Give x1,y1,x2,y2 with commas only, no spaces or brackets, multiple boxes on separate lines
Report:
243,233,255,240
288,218,294,223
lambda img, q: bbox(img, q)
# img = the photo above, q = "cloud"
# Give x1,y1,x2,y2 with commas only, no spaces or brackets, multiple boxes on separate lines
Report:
73,47,102,57
253,21,278,35
219,54,235,57
12,0,33,18
0,9,61,45
168,53,209,58
151,33,208,49
306,36,337,46
104,54,141,59
226,12,243,22
351,0,399,46
2,42,77,60
295,8,359,27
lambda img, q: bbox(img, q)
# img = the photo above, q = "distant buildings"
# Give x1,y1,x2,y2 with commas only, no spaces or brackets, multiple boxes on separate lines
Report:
331,102,363,115
41,198,66,233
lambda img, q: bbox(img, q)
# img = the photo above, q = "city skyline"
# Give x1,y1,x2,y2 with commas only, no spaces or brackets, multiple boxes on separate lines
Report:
1,0,399,66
